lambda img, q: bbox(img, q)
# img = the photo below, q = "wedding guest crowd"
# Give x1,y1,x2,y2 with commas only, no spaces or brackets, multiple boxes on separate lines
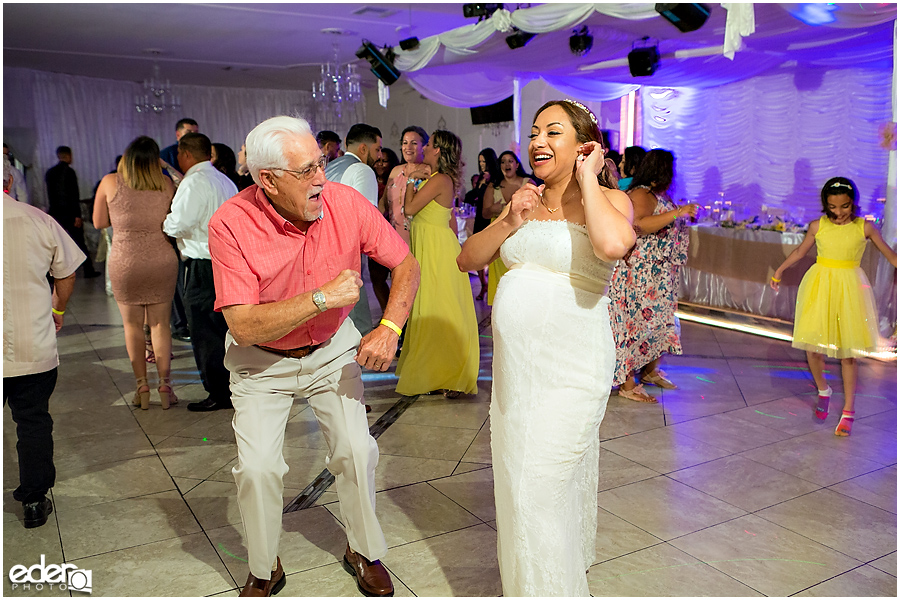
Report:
10,87,894,600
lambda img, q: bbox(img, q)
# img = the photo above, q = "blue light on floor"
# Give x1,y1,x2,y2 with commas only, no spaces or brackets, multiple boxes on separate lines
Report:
361,372,399,383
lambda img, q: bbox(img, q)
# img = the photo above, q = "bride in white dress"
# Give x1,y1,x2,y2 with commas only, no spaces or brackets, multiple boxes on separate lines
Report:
458,100,635,596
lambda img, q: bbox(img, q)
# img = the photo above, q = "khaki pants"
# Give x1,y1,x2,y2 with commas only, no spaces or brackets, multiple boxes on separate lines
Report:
225,319,387,578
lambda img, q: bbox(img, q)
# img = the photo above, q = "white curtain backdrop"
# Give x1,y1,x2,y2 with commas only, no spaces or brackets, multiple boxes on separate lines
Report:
3,67,329,210
388,3,892,109
640,67,892,219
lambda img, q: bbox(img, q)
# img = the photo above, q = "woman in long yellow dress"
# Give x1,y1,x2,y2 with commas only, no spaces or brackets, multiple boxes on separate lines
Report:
395,130,480,398
483,151,532,305
772,177,896,436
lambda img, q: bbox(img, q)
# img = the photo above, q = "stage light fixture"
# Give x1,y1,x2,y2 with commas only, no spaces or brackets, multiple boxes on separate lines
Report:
627,44,659,77
462,3,501,19
399,37,420,51
655,3,711,33
505,29,536,50
356,40,401,86
569,26,593,57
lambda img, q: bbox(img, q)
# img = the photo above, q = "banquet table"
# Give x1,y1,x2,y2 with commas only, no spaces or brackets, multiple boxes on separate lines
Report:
678,225,891,327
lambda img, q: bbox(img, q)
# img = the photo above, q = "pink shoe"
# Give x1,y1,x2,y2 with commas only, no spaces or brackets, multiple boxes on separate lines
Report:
835,410,854,437
815,386,832,421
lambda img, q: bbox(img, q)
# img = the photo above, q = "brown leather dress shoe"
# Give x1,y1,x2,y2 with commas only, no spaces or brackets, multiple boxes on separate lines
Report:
342,545,393,597
239,557,285,597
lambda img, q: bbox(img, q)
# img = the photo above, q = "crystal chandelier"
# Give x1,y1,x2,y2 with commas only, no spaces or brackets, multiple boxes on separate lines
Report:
311,43,363,133
134,60,181,115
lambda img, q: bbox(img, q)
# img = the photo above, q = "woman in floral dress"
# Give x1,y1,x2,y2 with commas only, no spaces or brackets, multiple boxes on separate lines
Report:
608,149,700,402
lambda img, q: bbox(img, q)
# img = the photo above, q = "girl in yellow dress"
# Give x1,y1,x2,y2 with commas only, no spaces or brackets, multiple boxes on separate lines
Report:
771,177,896,436
395,130,480,398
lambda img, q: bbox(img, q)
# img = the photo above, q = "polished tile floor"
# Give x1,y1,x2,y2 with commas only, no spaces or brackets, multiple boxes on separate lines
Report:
3,274,897,597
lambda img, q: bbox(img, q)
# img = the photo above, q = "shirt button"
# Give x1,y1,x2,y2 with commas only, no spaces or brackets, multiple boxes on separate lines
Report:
306,270,311,275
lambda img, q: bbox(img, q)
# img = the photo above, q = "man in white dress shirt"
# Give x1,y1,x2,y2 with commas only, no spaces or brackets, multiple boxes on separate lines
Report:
163,132,238,412
3,144,29,205
4,159,85,527
325,124,383,338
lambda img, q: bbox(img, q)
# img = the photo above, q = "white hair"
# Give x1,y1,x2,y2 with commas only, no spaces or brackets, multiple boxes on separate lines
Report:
245,116,313,188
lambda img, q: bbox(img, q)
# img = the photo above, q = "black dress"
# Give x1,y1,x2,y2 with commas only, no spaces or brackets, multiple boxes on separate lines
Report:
464,183,491,234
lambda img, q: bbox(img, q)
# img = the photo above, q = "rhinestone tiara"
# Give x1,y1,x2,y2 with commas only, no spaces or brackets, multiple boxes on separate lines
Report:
563,99,598,126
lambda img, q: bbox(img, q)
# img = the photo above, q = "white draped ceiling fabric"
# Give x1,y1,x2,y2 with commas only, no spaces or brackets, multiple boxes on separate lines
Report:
387,2,895,217
389,3,893,105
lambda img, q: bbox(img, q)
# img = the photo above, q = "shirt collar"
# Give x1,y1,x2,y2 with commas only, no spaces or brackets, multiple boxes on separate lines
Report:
184,160,214,177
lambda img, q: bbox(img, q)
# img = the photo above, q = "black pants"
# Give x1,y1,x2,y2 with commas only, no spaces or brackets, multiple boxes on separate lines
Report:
63,225,96,275
368,256,391,313
170,256,190,335
4,369,58,503
183,258,231,402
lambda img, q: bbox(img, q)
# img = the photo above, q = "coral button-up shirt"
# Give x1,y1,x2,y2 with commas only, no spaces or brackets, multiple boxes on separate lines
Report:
209,182,409,349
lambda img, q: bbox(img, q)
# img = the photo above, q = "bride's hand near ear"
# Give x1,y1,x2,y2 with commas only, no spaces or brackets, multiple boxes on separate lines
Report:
575,142,605,184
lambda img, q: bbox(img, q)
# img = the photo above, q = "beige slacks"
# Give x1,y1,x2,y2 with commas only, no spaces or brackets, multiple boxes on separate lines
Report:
225,319,388,579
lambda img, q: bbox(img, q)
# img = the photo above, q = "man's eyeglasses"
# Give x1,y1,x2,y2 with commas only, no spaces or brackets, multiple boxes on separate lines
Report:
268,156,326,182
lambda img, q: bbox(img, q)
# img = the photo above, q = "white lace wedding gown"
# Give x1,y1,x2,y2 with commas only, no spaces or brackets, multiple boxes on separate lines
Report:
490,219,616,597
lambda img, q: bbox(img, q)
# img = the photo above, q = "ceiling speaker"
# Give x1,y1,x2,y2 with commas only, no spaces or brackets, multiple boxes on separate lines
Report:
399,37,420,51
655,3,711,33
356,40,401,86
627,46,660,77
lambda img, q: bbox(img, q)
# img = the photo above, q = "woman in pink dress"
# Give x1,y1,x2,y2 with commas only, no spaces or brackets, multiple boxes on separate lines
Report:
381,126,430,246
93,136,178,410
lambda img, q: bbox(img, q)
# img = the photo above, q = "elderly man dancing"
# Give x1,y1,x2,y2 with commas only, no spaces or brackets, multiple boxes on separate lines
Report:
209,116,419,597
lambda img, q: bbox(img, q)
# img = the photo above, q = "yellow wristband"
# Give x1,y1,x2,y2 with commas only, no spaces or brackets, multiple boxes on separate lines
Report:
51,308,65,315
771,276,781,283
380,319,403,336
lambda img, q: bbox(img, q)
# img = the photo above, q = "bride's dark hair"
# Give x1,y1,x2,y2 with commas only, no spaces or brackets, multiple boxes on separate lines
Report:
532,100,617,190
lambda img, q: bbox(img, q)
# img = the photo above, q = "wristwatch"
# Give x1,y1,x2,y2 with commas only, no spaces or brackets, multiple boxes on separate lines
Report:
312,289,327,313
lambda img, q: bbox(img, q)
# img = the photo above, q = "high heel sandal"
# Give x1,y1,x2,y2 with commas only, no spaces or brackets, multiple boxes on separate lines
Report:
134,377,150,410
144,325,155,363
835,410,855,437
145,339,173,363
145,338,156,363
158,377,177,410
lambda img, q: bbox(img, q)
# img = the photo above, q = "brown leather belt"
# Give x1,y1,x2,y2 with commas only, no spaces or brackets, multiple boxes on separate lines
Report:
256,344,320,359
